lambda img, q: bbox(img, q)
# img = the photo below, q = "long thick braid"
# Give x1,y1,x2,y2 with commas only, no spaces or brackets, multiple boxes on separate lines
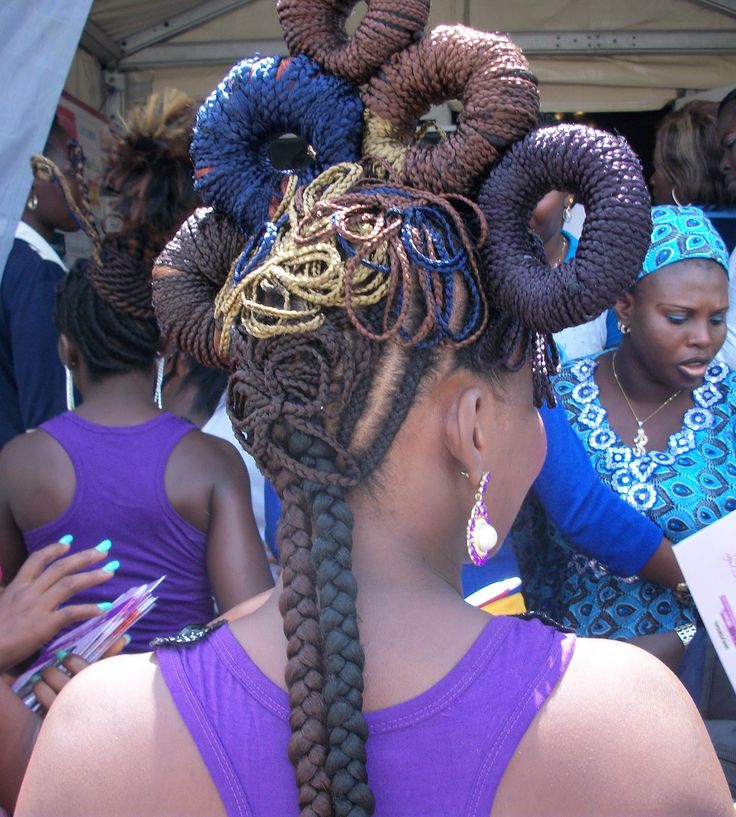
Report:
302,446,372,817
277,464,332,817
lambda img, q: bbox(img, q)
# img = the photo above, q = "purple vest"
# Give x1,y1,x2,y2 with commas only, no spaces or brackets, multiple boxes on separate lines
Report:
158,615,574,816
24,411,214,651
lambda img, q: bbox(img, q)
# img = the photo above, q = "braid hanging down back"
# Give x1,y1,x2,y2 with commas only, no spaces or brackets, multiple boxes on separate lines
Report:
153,6,653,815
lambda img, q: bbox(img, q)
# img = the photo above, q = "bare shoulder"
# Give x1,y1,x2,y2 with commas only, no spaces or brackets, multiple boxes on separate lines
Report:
171,426,249,480
492,636,732,817
0,429,57,478
16,652,224,817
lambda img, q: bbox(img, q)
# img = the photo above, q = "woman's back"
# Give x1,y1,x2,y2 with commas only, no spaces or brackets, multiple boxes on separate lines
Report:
21,411,214,651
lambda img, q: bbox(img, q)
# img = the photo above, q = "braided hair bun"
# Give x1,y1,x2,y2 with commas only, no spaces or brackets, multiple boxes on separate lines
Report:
478,124,652,333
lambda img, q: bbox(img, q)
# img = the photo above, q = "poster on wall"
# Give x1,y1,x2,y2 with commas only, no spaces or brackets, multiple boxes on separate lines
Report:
55,90,118,267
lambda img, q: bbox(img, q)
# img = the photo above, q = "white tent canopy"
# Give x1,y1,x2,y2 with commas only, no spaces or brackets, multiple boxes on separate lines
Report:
67,0,736,116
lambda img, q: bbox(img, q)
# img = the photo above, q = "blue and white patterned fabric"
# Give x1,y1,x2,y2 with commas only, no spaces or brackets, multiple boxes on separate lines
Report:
513,356,736,639
641,206,729,280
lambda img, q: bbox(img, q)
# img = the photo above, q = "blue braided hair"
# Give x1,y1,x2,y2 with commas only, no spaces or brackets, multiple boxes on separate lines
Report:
192,54,364,229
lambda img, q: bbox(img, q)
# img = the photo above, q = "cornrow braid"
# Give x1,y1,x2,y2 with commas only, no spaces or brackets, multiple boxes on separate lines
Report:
54,249,159,382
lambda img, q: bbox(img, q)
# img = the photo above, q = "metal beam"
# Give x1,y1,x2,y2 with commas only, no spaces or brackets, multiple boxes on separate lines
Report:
688,0,736,16
119,30,736,70
120,0,258,56
511,30,736,54
119,39,286,69
79,19,124,65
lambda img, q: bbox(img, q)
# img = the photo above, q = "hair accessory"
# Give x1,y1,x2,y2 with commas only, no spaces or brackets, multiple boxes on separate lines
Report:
154,355,165,409
466,472,499,566
65,366,75,411
27,191,38,211
640,205,729,280
617,318,630,335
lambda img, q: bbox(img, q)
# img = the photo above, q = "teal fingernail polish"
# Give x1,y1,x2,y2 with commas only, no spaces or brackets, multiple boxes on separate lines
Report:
59,534,74,545
30,673,42,684
55,649,68,661
95,539,112,553
97,601,113,612
102,560,120,573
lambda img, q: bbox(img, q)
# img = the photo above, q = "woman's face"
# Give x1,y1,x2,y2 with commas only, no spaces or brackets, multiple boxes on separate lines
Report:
34,132,82,233
620,259,728,389
650,164,676,205
717,100,736,199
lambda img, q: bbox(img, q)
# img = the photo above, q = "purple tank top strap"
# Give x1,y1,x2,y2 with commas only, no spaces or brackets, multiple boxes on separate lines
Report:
158,615,575,817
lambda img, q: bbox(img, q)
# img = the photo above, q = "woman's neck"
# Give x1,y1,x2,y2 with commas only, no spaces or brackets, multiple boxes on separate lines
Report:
75,369,161,425
22,212,54,244
544,232,568,268
610,341,688,405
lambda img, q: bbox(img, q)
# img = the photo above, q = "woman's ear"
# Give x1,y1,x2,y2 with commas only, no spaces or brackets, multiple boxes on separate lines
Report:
444,385,488,484
613,292,635,329
57,333,78,368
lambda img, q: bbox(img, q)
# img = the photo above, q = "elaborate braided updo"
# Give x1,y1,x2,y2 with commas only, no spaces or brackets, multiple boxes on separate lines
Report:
153,7,652,816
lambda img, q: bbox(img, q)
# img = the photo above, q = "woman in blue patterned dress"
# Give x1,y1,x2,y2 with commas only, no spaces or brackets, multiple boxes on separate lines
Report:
514,205,734,659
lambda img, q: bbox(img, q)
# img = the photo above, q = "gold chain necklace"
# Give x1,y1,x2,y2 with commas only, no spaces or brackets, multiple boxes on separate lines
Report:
611,352,683,457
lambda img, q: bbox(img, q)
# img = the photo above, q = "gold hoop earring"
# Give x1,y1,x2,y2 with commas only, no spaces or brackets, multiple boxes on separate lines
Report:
466,472,499,566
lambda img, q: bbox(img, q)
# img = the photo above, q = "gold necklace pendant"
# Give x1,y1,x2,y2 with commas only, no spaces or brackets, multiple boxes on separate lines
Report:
632,424,648,457
611,351,683,457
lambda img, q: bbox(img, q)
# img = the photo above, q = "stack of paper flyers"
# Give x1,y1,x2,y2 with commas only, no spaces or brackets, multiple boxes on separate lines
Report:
13,576,165,709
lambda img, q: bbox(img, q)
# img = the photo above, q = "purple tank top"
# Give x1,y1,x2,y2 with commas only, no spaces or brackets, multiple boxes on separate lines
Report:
24,411,215,651
157,615,575,816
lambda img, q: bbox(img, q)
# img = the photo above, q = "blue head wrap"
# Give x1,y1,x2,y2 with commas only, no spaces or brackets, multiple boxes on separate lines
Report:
640,205,729,280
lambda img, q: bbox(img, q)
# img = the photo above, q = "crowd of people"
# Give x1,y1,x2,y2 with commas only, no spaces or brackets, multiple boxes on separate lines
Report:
0,2,735,815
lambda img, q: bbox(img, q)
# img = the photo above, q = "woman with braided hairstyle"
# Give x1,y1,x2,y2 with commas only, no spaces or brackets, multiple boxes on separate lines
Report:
17,10,731,817
0,234,274,652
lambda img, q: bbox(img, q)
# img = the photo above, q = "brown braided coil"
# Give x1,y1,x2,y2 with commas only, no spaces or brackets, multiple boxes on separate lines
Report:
152,207,245,368
277,0,430,85
362,24,540,196
477,124,653,334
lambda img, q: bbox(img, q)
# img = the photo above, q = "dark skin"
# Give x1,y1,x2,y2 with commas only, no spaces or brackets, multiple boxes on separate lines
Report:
22,129,81,242
0,334,274,613
529,190,574,268
0,540,126,813
594,258,729,669
16,359,732,816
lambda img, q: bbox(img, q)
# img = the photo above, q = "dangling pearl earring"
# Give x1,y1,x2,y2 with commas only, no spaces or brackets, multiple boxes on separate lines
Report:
466,472,499,567
65,366,75,411
154,356,165,409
